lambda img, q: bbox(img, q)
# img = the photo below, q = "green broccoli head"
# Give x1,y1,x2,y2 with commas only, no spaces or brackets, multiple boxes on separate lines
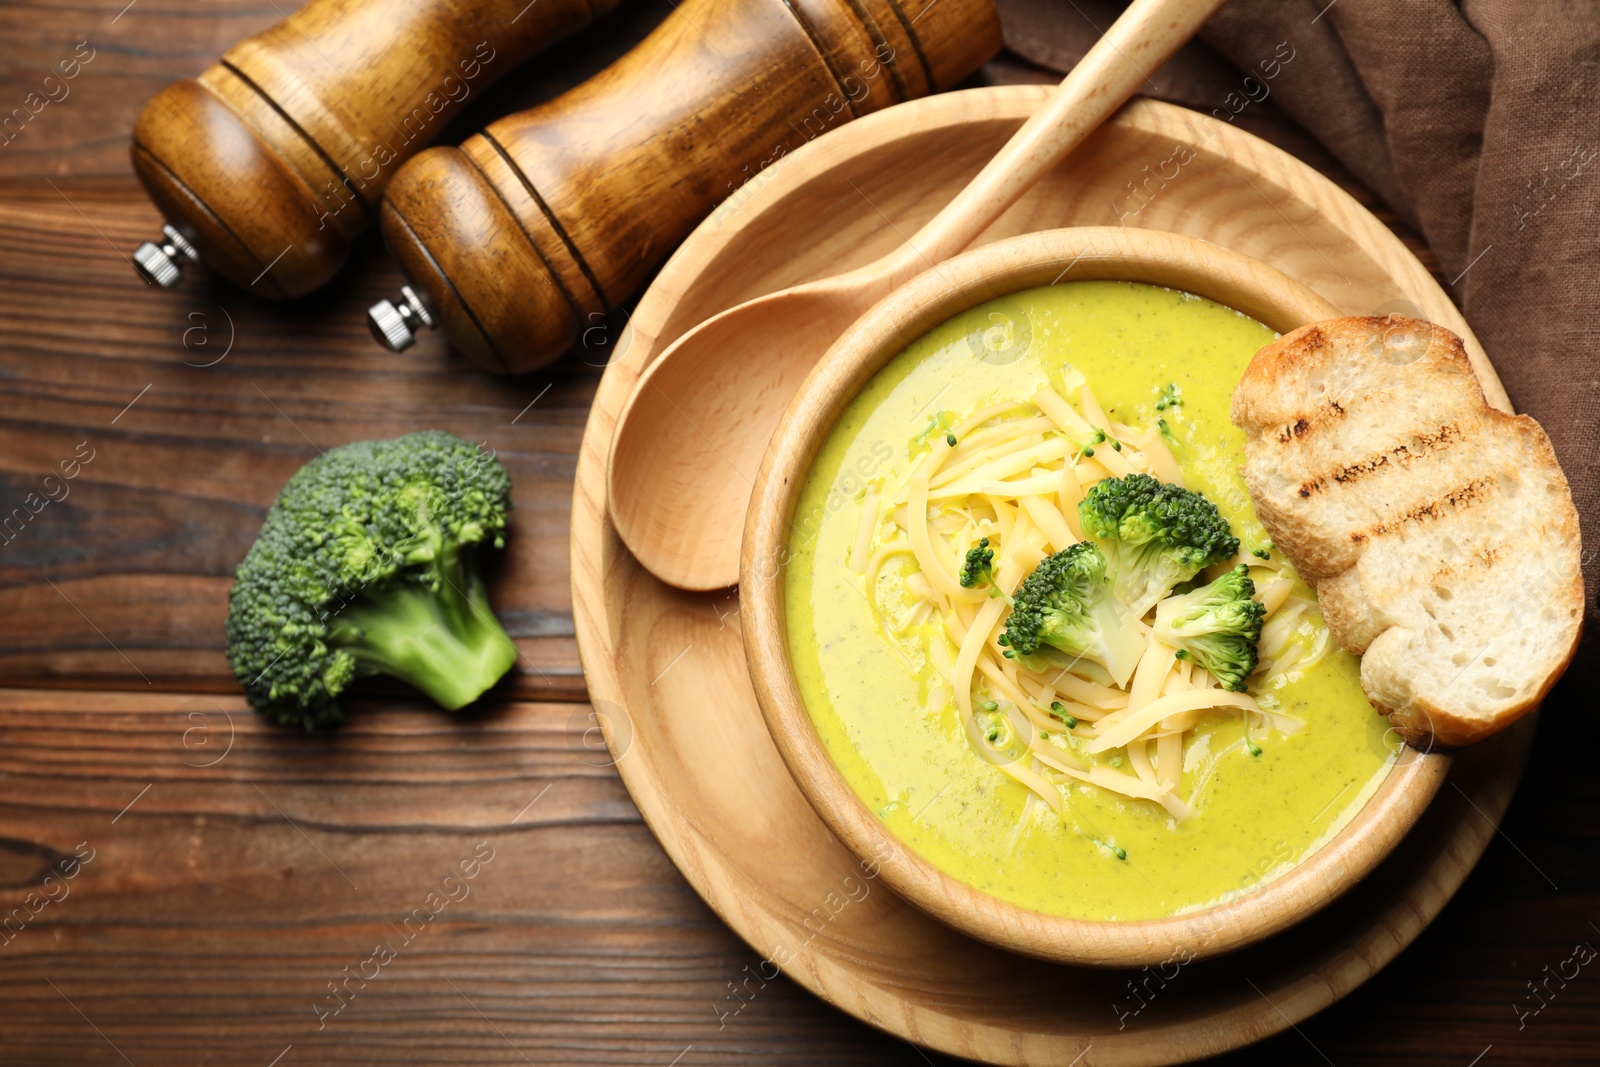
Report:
960,537,995,589
225,430,517,730
1153,564,1265,692
997,542,1144,687
1078,473,1239,617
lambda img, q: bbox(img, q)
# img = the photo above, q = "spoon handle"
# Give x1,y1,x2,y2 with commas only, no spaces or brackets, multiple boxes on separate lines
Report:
897,0,1226,270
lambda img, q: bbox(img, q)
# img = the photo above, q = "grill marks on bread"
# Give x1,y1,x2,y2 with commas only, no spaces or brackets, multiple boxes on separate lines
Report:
1360,470,1491,541
1299,420,1465,499
1232,316,1583,748
1278,398,1346,446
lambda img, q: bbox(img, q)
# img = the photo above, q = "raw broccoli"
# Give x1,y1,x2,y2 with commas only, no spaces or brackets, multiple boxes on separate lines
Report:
960,537,995,589
225,430,517,730
996,542,1144,687
1078,473,1239,617
1153,564,1265,692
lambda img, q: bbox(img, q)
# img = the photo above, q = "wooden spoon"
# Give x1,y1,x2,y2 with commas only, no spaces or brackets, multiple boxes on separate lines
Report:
608,0,1226,591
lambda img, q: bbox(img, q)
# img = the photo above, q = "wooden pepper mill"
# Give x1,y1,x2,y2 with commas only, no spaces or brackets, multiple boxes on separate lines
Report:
129,0,620,299
368,0,1001,373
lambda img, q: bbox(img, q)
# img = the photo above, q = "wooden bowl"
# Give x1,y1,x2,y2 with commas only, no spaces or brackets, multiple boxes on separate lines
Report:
741,226,1449,968
576,88,1523,1064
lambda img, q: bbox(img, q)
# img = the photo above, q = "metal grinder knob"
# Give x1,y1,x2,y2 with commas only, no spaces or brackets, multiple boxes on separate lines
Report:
367,285,436,352
132,224,199,290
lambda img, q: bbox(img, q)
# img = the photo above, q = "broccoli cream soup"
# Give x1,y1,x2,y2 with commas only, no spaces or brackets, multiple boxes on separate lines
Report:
785,281,1397,921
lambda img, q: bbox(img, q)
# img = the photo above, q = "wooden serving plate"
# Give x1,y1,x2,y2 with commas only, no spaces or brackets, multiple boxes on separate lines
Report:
571,87,1530,1065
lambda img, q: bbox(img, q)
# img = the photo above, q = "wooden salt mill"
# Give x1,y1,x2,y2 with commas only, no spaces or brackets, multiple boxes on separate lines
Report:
367,0,1002,373
129,0,619,298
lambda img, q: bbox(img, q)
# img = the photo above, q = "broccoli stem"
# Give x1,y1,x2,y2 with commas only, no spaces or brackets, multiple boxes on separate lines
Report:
329,558,516,711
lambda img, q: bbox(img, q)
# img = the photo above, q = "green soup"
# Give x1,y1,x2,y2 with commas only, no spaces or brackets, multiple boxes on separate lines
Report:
784,281,1397,921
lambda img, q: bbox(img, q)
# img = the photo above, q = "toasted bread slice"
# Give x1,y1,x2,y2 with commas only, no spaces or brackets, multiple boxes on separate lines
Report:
1232,316,1583,748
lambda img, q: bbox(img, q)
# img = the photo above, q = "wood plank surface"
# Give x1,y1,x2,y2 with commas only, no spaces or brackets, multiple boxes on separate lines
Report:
0,685,1595,1065
0,194,594,699
0,1,1595,1064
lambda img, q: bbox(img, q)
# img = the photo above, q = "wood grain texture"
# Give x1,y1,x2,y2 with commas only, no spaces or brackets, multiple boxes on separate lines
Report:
379,0,1003,373
0,1,1595,1064
128,0,619,295
0,688,916,1065
0,195,592,700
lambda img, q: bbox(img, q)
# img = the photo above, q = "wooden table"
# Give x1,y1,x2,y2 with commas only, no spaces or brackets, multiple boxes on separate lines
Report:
1,1,1594,1063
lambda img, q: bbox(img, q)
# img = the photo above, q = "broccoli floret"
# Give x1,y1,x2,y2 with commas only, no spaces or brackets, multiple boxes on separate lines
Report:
1078,473,1239,617
960,537,995,589
1153,564,1265,692
225,430,517,730
996,543,1144,687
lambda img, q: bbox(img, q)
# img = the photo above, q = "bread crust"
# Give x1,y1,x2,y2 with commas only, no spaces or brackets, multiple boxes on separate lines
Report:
1385,616,1582,749
1232,316,1584,748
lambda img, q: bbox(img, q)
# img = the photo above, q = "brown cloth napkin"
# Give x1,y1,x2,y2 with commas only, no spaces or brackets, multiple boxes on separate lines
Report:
995,0,1600,628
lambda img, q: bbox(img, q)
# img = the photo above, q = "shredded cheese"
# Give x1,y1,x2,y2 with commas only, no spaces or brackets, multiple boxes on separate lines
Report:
849,487,879,572
1088,689,1262,753
857,380,1302,824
